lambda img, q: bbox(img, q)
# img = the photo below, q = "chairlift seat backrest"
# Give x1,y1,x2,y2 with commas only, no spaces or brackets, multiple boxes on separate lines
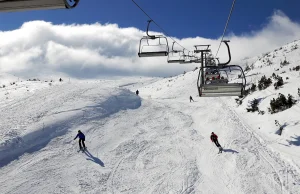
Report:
0,0,79,12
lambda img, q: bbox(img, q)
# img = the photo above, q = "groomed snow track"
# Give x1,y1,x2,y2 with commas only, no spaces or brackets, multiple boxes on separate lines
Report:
0,79,299,194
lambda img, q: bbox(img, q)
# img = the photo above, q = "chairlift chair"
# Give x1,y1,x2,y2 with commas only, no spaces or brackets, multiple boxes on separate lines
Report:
180,51,195,64
0,0,80,12
198,65,246,97
138,20,169,57
190,57,202,63
197,40,246,97
167,42,185,63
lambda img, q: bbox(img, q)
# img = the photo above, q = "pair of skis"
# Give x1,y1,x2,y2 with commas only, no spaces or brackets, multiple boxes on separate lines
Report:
218,146,223,154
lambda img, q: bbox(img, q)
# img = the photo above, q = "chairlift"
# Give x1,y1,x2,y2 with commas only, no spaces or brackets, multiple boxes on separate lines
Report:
197,40,246,97
138,20,169,57
167,42,185,63
205,54,217,66
216,40,231,66
194,45,211,54
0,0,80,12
191,45,211,64
180,51,195,64
190,57,202,63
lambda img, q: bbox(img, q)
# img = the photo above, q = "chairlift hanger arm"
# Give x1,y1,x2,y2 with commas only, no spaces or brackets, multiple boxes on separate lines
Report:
171,41,181,53
217,40,231,66
172,42,175,51
146,20,156,39
64,0,80,9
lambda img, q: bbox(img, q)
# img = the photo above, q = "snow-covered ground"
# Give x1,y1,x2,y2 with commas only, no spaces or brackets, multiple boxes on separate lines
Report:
1,41,300,194
233,39,300,170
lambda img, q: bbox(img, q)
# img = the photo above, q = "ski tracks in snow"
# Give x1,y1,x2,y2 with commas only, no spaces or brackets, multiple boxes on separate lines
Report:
220,98,300,194
1,80,300,194
157,97,300,194
101,99,203,194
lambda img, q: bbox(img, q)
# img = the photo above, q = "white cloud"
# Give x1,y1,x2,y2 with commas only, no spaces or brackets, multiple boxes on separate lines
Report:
0,10,299,79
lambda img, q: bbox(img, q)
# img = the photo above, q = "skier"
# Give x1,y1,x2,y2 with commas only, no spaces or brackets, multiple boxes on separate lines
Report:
136,90,139,96
190,96,194,102
210,132,223,153
74,130,86,150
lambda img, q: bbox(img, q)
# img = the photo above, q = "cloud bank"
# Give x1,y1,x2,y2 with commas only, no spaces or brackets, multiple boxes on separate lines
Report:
0,10,299,79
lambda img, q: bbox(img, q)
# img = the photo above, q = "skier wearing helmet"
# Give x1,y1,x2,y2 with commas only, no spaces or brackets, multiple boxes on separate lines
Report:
74,130,86,150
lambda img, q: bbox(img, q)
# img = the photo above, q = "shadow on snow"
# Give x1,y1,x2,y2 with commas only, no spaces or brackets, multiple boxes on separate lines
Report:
0,89,141,168
287,136,300,146
84,150,105,167
223,149,239,154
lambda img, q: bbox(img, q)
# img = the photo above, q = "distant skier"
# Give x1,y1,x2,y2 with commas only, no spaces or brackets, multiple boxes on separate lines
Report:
74,130,86,150
190,96,194,102
210,132,223,153
136,90,139,96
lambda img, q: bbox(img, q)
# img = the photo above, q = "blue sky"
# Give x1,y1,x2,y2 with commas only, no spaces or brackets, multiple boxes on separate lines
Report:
0,0,299,39
0,0,300,78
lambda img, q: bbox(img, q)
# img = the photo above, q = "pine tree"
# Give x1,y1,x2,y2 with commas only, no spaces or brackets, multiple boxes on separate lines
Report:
274,75,283,89
287,94,296,108
278,93,287,108
251,99,259,111
250,83,256,92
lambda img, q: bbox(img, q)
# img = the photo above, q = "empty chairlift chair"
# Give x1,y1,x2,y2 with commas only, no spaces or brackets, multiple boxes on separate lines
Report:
0,0,80,12
138,20,169,57
180,51,195,64
167,42,185,63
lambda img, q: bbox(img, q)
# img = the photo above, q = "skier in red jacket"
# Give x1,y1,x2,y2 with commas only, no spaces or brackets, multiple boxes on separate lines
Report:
210,132,221,148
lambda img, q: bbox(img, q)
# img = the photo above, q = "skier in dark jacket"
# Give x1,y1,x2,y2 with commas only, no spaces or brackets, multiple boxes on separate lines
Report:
74,130,86,150
190,96,194,102
210,132,221,147
136,90,139,96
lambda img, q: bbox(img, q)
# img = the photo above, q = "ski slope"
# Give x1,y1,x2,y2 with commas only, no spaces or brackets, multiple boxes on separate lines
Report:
1,67,300,194
236,39,300,170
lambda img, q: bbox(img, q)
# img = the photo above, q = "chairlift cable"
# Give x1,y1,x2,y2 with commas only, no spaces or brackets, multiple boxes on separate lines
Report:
131,0,190,52
215,0,237,57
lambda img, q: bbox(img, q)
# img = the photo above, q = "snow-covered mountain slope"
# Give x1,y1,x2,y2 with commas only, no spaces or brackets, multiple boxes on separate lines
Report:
230,39,300,170
1,40,300,193
0,70,299,194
